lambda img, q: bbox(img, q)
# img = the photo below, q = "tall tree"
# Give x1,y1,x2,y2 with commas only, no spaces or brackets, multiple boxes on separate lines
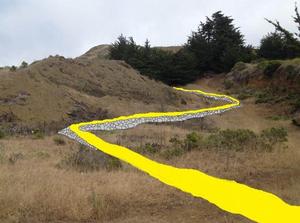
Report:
261,3,300,59
109,35,198,85
109,34,140,61
186,11,252,73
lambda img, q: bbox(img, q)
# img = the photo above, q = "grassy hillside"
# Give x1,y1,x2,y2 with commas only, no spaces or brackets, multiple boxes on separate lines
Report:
0,46,299,223
224,58,300,121
0,55,204,134
0,77,299,223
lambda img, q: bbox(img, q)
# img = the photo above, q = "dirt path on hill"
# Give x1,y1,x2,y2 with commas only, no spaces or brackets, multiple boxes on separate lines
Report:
2,77,298,223
76,78,300,223
109,78,300,223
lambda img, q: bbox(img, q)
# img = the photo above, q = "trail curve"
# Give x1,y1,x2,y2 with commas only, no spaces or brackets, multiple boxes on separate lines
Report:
59,87,300,223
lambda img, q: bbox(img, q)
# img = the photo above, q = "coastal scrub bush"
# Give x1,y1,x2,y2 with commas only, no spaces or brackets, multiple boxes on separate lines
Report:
58,145,122,172
263,61,281,77
260,127,287,149
204,129,257,151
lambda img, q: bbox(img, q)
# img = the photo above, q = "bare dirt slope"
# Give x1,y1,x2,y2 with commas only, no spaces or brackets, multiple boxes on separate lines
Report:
0,56,204,133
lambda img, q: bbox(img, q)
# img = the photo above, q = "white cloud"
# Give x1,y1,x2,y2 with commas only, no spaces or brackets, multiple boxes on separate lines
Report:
0,0,298,66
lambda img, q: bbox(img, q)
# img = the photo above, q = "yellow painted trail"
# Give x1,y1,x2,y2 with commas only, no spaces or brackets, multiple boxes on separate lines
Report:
64,87,300,223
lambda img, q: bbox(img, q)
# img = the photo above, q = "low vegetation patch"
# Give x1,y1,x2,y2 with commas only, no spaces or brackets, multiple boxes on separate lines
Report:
137,143,161,154
232,62,247,72
184,132,202,151
162,147,185,160
8,152,24,165
204,129,257,151
266,115,289,121
57,145,122,172
254,88,300,113
255,88,280,104
136,127,288,160
0,129,5,139
34,151,51,159
31,130,45,139
237,88,255,100
53,136,66,146
291,98,300,111
258,60,282,77
260,127,287,149
9,65,17,72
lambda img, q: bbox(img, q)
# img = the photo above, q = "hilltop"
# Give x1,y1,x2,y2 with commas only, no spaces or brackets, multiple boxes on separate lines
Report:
77,44,183,60
77,44,110,60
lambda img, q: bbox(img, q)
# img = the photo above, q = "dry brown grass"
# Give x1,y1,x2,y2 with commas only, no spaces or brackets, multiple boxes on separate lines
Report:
0,116,299,223
0,56,206,133
0,137,192,223
0,78,299,223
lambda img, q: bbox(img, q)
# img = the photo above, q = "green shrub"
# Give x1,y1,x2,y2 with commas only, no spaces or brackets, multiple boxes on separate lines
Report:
255,90,276,104
232,62,247,72
205,129,257,151
237,89,254,100
20,61,28,69
58,145,122,172
160,127,288,158
203,128,288,152
161,147,184,160
0,129,5,139
285,65,297,80
169,137,183,147
9,66,17,72
53,136,66,146
263,61,281,77
184,132,202,151
32,130,45,139
260,127,287,148
137,143,161,154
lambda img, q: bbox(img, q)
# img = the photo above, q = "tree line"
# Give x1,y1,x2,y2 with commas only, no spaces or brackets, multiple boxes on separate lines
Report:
109,5,300,85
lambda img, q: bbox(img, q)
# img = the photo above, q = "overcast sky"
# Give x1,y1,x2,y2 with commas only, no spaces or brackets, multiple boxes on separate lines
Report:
0,0,298,66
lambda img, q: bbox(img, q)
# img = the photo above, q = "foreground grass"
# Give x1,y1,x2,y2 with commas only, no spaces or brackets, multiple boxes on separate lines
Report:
0,124,299,223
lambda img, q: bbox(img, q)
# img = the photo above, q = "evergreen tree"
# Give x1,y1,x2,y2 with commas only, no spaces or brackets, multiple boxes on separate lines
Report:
20,61,28,69
109,35,198,85
109,34,140,61
186,11,252,73
259,32,291,59
261,3,300,59
169,49,198,85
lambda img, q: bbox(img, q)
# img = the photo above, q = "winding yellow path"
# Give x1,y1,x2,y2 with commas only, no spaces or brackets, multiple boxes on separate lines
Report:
62,87,300,223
